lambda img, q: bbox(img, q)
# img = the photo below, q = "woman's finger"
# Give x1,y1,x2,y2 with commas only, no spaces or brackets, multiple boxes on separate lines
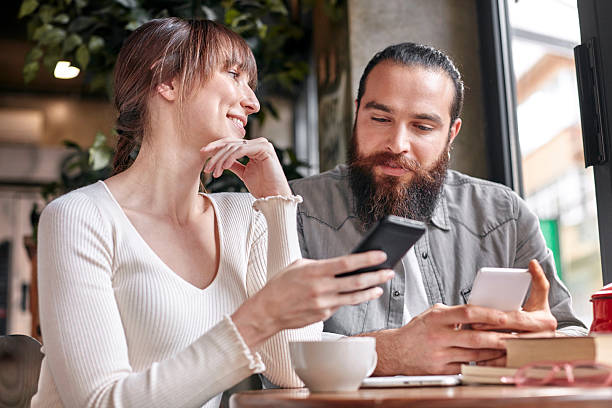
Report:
204,143,234,173
313,251,387,277
229,161,246,180
219,146,245,174
333,269,394,293
200,141,230,163
200,138,237,155
213,144,243,177
332,286,384,307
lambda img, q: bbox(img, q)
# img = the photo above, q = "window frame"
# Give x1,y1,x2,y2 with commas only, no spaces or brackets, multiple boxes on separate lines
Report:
476,0,524,196
577,0,612,285
478,0,611,285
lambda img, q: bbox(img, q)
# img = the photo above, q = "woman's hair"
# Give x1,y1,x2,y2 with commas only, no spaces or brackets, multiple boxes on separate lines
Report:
112,18,257,175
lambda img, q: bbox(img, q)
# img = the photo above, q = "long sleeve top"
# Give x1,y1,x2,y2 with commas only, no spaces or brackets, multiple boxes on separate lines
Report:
31,181,321,408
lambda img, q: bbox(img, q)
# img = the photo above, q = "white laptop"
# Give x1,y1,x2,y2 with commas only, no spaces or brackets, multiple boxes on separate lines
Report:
361,375,461,388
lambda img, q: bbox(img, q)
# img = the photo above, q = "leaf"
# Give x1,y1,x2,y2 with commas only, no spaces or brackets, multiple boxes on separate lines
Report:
76,44,90,69
267,0,288,15
68,16,96,32
89,132,113,171
114,0,138,8
42,47,61,72
63,33,82,53
88,35,105,53
256,20,267,39
75,0,88,9
26,19,38,38
53,13,70,24
18,0,39,18
39,5,56,24
23,61,39,83
40,27,67,47
25,47,43,63
225,8,240,25
32,23,52,41
201,6,216,20
125,20,141,31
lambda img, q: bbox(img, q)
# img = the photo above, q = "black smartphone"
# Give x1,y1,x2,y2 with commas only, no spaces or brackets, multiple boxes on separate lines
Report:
336,215,426,277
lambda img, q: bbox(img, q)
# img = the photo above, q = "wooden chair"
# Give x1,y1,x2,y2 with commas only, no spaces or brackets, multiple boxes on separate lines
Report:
0,335,43,408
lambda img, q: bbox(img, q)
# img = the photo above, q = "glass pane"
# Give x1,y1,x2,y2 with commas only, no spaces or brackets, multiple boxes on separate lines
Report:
507,0,602,327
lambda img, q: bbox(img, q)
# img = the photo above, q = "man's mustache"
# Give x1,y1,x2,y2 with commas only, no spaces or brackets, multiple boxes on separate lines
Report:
350,151,436,183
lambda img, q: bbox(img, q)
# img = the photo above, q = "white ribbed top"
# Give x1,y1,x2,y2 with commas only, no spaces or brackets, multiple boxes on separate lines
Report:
31,181,321,408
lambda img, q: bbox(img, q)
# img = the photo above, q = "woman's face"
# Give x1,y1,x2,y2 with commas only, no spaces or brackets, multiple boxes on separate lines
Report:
183,65,260,144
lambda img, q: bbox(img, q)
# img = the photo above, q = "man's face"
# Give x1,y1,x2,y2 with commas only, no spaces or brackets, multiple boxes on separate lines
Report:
353,61,460,181
349,62,462,225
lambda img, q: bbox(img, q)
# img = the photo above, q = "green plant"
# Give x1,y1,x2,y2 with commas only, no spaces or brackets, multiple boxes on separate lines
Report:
18,0,313,121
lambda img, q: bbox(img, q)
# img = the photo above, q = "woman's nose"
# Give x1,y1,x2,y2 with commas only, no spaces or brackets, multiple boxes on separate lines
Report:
241,86,260,115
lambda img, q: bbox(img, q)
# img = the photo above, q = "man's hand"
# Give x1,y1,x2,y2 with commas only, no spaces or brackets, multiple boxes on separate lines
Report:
471,260,557,333
362,304,512,375
360,259,557,375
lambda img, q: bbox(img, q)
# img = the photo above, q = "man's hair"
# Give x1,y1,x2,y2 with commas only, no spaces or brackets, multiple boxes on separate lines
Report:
356,42,464,124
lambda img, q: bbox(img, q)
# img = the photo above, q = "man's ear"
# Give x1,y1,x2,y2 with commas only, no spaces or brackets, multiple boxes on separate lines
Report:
156,79,178,102
448,118,462,145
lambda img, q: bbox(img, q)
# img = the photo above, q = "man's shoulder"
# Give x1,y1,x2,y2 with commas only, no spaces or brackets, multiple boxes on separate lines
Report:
443,170,525,230
444,169,515,195
290,165,353,230
290,164,348,190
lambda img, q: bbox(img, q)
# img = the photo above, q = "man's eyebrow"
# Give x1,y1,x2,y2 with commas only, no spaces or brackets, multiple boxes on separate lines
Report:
414,113,443,126
364,101,393,113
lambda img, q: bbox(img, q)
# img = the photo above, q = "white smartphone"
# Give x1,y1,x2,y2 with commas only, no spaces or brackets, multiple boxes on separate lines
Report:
467,267,532,311
361,375,461,388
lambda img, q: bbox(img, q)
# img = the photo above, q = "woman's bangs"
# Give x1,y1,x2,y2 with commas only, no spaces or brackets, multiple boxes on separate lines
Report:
219,35,257,89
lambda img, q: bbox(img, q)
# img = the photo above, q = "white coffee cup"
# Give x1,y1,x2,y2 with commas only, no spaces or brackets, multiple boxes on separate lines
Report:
289,337,377,392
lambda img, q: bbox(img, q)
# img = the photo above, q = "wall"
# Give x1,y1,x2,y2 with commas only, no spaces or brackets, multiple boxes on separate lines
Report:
347,0,489,179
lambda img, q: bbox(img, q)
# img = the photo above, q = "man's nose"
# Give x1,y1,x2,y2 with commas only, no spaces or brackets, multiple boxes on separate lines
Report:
241,86,260,115
386,125,411,154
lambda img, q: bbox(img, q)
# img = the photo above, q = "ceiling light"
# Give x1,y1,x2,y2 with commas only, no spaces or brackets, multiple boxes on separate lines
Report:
53,61,80,79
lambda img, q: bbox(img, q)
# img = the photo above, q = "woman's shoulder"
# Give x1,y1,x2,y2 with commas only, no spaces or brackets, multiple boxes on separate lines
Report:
42,181,114,223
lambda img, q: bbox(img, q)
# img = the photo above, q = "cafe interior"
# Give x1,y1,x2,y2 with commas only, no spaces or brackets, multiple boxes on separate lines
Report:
1,0,612,407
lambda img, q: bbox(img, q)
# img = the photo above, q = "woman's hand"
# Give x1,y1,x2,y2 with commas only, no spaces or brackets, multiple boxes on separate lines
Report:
200,137,291,198
232,251,395,349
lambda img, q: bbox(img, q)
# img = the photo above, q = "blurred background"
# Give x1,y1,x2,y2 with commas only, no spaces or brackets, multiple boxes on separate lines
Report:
0,0,603,338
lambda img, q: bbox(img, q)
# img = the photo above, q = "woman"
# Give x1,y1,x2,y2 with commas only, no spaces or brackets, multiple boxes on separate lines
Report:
31,18,393,408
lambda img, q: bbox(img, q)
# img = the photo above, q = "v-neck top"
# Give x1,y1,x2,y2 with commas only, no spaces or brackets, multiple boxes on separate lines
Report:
32,181,321,408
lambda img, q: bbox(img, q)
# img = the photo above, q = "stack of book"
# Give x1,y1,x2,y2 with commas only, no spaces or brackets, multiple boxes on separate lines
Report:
461,335,612,384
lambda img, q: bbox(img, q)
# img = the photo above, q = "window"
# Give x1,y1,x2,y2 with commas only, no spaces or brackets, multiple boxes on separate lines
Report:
507,0,602,326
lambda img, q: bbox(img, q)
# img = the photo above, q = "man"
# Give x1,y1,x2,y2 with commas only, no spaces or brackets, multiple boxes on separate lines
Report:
290,43,586,376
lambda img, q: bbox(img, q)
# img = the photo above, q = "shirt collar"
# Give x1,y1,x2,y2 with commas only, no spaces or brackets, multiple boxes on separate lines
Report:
429,190,450,231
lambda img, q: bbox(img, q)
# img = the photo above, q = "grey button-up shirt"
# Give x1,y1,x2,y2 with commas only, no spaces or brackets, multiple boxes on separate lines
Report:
290,165,587,336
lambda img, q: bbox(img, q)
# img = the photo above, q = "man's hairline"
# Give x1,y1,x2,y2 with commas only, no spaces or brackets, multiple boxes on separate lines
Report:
357,60,457,120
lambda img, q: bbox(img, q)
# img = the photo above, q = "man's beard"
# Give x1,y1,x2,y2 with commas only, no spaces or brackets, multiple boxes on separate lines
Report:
348,139,450,227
